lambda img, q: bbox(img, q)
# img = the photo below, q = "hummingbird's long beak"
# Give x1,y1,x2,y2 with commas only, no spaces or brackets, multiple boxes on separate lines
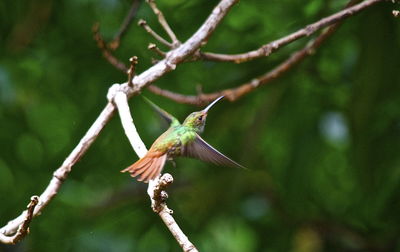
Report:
202,96,224,113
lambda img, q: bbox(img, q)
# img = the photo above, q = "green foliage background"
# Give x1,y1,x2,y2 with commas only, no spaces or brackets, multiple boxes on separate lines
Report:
1,0,400,251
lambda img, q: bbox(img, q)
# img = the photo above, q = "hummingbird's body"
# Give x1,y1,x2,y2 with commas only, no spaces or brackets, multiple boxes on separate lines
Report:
122,96,244,182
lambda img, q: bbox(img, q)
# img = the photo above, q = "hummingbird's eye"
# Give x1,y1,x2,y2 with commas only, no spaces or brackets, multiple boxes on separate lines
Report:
198,115,203,121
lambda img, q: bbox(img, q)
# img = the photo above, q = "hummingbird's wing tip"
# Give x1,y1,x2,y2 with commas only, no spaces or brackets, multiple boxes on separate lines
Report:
183,134,245,170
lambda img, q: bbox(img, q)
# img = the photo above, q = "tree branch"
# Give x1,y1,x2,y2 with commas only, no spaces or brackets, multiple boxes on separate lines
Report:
146,0,180,47
109,0,141,50
111,88,148,157
199,0,387,63
0,0,238,245
96,0,387,106
148,43,167,57
0,101,116,237
93,23,128,72
147,0,377,105
127,56,139,87
138,19,173,48
0,196,39,244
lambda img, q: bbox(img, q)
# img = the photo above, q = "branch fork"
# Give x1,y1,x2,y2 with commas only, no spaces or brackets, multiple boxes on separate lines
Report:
0,196,39,244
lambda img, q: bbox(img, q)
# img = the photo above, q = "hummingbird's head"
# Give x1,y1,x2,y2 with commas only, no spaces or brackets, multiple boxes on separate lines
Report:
183,96,224,133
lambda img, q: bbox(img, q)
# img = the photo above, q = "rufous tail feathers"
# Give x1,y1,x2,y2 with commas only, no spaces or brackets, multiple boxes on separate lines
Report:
121,153,167,183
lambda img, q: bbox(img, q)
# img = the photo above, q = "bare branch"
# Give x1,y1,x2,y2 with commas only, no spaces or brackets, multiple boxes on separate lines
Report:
0,102,116,238
93,23,128,72
148,43,167,57
146,0,180,46
127,56,139,87
1,0,238,244
147,0,377,105
112,89,148,157
147,85,205,106
0,196,39,244
138,19,173,48
109,0,141,50
154,174,198,252
199,0,386,63
96,0,385,106
158,207,198,252
151,173,174,213
92,0,141,69
122,0,238,95
112,89,198,252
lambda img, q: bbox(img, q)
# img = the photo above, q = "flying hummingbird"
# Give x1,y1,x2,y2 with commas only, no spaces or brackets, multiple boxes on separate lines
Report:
121,96,244,182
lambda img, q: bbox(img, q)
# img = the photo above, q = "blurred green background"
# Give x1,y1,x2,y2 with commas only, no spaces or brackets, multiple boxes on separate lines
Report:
1,0,400,251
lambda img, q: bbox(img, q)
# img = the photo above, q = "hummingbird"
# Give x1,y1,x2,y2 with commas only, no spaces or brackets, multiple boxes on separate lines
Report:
121,96,244,182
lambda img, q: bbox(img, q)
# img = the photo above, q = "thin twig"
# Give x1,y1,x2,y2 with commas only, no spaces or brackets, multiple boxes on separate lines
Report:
146,0,180,46
0,0,238,245
148,43,167,57
113,90,198,252
138,19,173,48
0,196,39,244
147,85,204,106
93,23,128,72
127,56,139,87
109,0,141,50
199,0,386,63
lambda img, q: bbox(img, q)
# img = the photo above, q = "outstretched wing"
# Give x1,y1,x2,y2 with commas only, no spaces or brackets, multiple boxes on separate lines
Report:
142,96,180,127
183,134,245,169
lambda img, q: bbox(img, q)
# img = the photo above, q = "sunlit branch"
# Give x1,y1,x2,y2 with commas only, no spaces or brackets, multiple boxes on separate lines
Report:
198,0,387,63
146,0,180,47
0,196,39,244
138,19,173,48
148,43,167,57
147,0,377,105
0,102,116,238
